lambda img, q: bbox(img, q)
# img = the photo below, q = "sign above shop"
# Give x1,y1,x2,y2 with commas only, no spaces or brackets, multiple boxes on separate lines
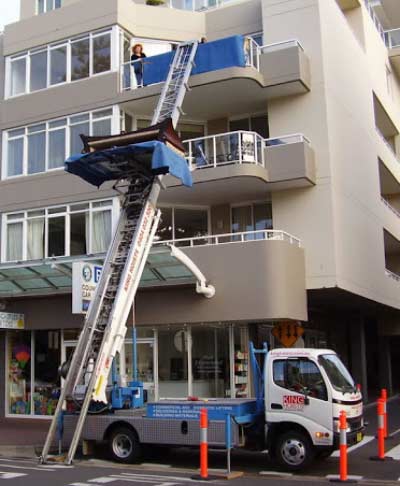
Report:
0,312,24,330
272,321,304,348
72,262,103,314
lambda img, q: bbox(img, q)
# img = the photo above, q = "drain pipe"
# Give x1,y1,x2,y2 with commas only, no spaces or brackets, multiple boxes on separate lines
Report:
168,244,216,298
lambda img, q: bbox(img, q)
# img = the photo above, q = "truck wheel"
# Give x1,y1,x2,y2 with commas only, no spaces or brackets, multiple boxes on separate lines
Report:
108,427,141,463
275,430,314,471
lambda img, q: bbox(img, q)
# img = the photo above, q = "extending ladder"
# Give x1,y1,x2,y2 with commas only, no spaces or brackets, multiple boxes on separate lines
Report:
40,40,198,465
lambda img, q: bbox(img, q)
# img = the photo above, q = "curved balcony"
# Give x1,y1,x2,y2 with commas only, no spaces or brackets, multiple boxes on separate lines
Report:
160,130,316,205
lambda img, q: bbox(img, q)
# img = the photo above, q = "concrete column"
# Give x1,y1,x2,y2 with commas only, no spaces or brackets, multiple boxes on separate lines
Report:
378,336,393,396
350,316,368,402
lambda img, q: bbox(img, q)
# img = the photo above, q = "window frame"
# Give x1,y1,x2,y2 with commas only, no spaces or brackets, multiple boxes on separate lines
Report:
36,0,62,15
157,204,211,242
2,106,119,180
1,198,119,263
230,200,273,235
5,27,115,99
272,358,328,402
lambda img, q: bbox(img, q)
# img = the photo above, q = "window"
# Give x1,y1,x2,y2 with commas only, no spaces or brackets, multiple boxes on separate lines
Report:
37,0,62,14
156,207,208,242
2,199,116,262
273,359,328,401
6,28,113,98
229,114,269,139
231,202,272,239
3,107,116,178
7,330,61,416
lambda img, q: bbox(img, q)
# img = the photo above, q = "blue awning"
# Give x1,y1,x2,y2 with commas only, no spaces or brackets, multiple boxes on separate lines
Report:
65,140,192,187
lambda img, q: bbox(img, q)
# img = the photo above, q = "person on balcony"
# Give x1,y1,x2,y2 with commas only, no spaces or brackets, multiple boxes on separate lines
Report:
131,43,147,87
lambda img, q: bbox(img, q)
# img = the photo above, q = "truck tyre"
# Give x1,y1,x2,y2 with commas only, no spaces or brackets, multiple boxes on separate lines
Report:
275,430,314,471
108,426,141,463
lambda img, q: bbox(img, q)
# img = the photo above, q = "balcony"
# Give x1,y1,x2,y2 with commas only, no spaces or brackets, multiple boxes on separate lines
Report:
385,29,400,77
137,229,307,325
336,0,361,10
160,131,316,205
119,39,311,119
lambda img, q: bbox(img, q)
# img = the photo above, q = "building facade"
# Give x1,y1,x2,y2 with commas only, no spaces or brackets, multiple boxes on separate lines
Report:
0,0,399,422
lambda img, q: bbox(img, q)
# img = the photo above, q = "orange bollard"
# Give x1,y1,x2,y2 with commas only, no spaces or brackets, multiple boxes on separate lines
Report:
330,411,357,483
200,408,208,479
339,410,348,481
370,398,393,462
381,389,388,439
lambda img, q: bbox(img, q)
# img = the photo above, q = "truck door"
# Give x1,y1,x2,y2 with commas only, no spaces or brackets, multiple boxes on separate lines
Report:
268,358,333,442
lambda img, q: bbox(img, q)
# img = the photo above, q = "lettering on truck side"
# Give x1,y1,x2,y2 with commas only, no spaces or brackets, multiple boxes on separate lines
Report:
283,395,305,411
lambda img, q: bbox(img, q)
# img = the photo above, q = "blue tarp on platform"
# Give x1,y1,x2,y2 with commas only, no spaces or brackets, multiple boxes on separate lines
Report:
65,141,192,188
142,35,246,86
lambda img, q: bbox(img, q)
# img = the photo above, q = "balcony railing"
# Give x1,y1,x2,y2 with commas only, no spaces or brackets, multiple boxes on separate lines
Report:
184,131,265,170
381,196,400,219
154,229,302,248
364,0,385,41
167,0,240,11
385,28,400,49
120,38,304,91
183,130,310,170
385,268,400,282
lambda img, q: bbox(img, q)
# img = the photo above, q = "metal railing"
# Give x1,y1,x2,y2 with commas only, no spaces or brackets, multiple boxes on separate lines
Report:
385,28,400,49
381,196,400,219
385,268,400,282
154,229,302,247
259,39,304,54
121,58,145,91
167,0,238,11
184,130,265,170
183,130,310,170
364,0,385,42
265,133,311,146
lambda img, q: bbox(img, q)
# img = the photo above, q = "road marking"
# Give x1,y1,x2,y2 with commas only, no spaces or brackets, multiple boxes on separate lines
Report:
0,472,27,480
259,471,293,477
331,435,375,457
111,477,176,484
326,475,363,481
0,463,55,472
89,479,117,484
386,443,400,460
70,483,102,486
118,472,203,482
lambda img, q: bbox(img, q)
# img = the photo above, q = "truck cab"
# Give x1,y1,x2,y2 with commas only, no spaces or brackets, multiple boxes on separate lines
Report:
264,348,363,471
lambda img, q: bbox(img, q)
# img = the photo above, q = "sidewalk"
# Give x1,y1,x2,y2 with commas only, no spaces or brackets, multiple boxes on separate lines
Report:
0,418,50,458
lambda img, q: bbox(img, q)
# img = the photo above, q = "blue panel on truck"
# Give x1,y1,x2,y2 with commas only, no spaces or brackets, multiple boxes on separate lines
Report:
146,399,259,422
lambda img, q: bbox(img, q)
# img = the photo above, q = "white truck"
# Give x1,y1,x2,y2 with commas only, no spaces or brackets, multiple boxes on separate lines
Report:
61,344,364,472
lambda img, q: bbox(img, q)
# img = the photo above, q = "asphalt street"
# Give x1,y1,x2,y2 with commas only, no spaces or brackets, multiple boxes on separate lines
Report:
1,398,400,485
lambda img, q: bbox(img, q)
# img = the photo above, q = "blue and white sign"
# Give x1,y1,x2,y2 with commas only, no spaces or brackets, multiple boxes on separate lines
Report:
72,262,103,314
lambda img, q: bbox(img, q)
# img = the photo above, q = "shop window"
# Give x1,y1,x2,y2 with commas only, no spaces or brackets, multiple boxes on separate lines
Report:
192,326,230,398
233,326,249,398
34,331,60,415
8,331,32,415
232,202,272,239
158,328,188,398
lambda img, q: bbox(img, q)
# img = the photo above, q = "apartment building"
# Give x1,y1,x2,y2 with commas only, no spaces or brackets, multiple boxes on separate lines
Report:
0,0,398,423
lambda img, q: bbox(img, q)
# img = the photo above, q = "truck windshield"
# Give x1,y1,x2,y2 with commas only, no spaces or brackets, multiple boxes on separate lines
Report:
319,354,356,393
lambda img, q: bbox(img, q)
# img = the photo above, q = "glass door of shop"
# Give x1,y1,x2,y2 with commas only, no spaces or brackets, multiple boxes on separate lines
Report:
124,338,157,402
